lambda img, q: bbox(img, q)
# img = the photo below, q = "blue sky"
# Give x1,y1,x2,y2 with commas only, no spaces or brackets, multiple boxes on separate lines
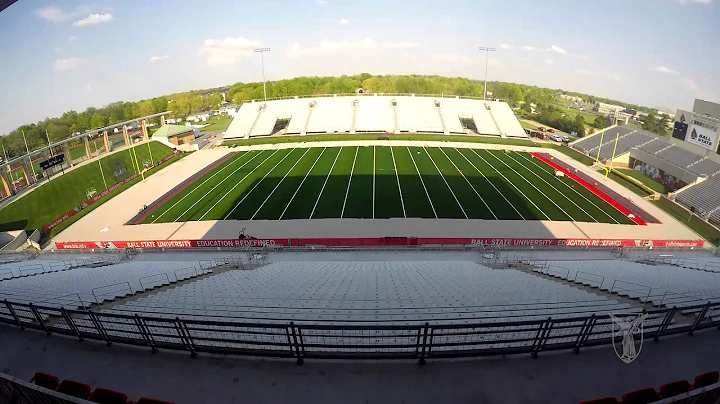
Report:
0,0,718,135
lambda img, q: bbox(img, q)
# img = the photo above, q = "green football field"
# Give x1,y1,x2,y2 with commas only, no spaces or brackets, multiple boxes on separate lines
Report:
143,146,635,224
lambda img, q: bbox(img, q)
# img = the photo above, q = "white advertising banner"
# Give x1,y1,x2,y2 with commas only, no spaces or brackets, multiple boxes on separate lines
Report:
685,124,719,150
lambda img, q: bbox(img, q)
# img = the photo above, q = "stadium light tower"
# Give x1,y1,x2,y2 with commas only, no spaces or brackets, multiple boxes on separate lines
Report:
478,46,496,101
254,47,271,101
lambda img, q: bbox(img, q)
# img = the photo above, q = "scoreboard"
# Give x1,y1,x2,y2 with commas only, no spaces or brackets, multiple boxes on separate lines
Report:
672,110,720,154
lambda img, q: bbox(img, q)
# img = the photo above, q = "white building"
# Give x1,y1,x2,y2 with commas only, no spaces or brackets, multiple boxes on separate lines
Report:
219,105,240,117
186,112,214,122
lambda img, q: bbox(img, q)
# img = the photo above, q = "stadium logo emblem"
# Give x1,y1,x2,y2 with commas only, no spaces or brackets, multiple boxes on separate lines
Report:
610,312,647,364
691,129,698,140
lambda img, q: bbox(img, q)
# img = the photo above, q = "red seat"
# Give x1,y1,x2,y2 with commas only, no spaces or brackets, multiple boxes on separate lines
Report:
659,380,690,398
89,387,129,403
135,398,174,404
30,372,59,390
621,388,660,404
56,379,92,399
693,371,720,389
580,397,619,404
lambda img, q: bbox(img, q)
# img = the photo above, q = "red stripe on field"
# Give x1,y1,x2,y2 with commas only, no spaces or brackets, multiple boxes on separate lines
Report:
129,152,239,224
529,152,646,226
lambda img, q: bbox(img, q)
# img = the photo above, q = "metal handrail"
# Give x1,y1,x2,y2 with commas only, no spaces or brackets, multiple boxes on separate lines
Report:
138,273,171,290
91,282,133,304
0,298,717,364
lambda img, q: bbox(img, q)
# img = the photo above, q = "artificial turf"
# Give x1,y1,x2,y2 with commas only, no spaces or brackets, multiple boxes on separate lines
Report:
144,146,635,225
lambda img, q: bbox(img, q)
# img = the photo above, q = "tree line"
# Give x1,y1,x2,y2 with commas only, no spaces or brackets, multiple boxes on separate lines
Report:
2,74,660,159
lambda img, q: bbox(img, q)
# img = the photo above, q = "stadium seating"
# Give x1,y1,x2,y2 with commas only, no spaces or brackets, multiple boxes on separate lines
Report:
620,388,660,403
687,157,720,177
675,176,720,221
541,260,720,308
654,145,703,168
581,370,719,404
659,380,691,398
30,372,59,390
0,261,211,310
597,131,654,162
634,138,667,155
223,96,526,138
56,379,92,399
693,371,719,388
102,261,631,325
88,387,129,404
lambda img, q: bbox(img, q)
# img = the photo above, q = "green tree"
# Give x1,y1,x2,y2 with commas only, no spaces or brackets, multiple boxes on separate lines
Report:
593,115,608,128
90,113,108,129
138,100,156,117
210,93,223,110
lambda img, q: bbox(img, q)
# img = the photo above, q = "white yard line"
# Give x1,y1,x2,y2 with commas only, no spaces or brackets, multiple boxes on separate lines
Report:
453,147,524,220
390,146,407,218
279,148,326,220
310,147,343,219
406,146,438,219
250,148,312,220
516,152,620,224
340,146,359,218
478,149,571,221
173,151,267,222
438,148,497,220
373,145,376,219
516,152,620,223
422,147,467,219
469,148,549,220
151,151,248,223
222,149,296,220
503,151,597,222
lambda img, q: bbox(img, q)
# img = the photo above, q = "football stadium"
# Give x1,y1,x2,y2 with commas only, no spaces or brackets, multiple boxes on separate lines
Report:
1,89,720,403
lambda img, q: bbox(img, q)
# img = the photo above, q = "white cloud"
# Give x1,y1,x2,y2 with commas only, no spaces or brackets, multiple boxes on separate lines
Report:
655,66,679,75
199,36,261,66
683,78,716,101
150,55,170,62
548,45,568,55
521,45,535,51
35,6,70,22
317,0,328,4
432,54,472,64
499,43,513,49
674,0,712,4
340,18,350,25
69,36,78,41
545,59,554,65
573,54,589,59
576,69,621,81
55,47,63,53
289,37,420,58
73,13,114,27
53,58,82,72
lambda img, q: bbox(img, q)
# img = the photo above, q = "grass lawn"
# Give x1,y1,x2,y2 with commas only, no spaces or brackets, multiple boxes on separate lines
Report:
143,146,634,225
616,169,666,193
553,146,595,166
0,141,176,233
603,170,653,197
199,115,234,133
652,197,720,246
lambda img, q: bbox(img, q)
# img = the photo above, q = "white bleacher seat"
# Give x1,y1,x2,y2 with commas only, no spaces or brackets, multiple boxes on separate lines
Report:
102,261,629,326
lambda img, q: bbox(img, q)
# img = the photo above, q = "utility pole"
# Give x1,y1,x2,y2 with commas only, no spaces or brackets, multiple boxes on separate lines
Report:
478,46,496,101
254,47,270,101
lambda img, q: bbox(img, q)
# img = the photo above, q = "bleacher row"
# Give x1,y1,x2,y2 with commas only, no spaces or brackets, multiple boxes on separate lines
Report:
571,126,720,177
581,370,719,404
29,371,171,403
224,95,527,139
674,177,720,226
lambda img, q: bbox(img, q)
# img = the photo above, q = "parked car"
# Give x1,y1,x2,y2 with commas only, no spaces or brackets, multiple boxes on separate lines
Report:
538,126,547,132
550,135,562,142
561,136,570,143
547,128,555,133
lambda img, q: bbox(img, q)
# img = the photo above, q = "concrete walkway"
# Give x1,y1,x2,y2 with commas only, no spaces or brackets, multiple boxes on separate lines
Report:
1,321,718,404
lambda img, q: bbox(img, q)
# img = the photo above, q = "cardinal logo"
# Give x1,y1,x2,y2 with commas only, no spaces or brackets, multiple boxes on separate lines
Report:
611,313,647,364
